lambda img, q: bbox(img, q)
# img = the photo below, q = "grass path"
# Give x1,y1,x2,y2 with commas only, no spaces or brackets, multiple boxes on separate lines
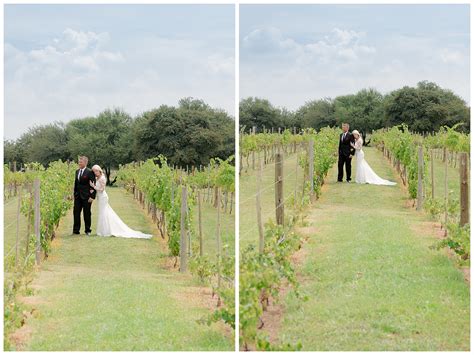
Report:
278,147,469,351
12,187,232,351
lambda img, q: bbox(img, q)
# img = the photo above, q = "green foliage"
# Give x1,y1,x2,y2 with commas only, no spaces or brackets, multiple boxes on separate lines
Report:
295,98,336,131
4,99,234,177
300,127,340,198
189,255,216,284
385,81,469,133
240,81,469,135
371,125,421,198
372,125,470,263
67,108,133,184
197,247,235,330
334,88,385,138
435,224,470,263
132,98,234,167
239,221,304,350
240,97,294,131
117,156,189,257
5,123,69,166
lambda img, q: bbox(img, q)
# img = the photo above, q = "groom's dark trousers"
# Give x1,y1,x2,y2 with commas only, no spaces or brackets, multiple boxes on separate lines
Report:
73,168,96,234
338,132,355,182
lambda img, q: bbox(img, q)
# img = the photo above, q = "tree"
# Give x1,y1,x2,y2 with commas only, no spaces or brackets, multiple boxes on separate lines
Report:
334,88,384,140
295,98,336,131
67,108,133,185
239,97,283,132
384,81,470,133
133,98,234,167
4,140,24,166
4,123,69,166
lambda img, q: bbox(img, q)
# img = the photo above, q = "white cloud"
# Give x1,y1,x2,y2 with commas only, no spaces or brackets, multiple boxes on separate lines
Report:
243,27,376,65
241,26,469,110
440,48,465,64
5,28,234,139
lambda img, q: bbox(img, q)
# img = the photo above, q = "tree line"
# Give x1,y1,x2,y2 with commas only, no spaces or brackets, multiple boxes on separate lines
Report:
240,81,470,139
5,98,234,184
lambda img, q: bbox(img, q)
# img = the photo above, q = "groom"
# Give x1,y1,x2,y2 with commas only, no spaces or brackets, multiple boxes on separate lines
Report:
73,156,96,235
337,123,355,182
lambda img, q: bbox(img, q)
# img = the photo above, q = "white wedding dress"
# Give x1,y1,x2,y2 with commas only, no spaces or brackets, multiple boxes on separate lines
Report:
93,175,152,239
353,139,396,186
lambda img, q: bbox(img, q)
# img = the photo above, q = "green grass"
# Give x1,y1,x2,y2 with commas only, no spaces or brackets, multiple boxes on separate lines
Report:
192,197,235,259
274,147,469,350
4,193,28,261
428,154,461,202
239,152,305,247
7,187,232,351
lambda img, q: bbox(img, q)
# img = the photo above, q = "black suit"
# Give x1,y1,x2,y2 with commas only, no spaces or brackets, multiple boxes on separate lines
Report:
73,168,96,234
338,132,355,182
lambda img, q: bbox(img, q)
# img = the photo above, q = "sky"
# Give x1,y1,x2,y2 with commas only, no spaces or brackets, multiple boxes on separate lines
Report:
240,4,470,110
5,4,235,139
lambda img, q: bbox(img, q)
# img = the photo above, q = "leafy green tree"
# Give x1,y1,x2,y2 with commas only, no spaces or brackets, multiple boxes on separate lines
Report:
334,88,385,140
384,81,469,133
295,98,336,131
4,140,24,166
133,98,234,167
67,108,133,185
239,97,283,132
4,123,69,166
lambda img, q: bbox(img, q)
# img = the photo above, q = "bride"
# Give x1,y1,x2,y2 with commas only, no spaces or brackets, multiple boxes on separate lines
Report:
351,130,396,186
89,165,152,239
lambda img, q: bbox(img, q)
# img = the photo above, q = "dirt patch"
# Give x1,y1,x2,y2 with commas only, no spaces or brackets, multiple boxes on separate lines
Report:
291,242,309,268
461,268,470,284
172,283,234,340
259,284,290,345
16,295,43,307
172,283,216,310
410,220,445,240
258,234,312,344
295,225,320,236
9,324,33,351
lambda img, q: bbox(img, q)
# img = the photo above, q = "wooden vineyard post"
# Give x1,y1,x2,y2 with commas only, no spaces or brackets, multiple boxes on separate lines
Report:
25,183,32,257
198,190,203,256
179,185,188,273
294,148,299,202
256,158,264,253
187,194,191,258
216,187,222,301
213,186,219,208
15,185,22,267
239,132,243,176
460,152,469,226
416,145,424,211
308,139,315,202
252,126,256,170
275,153,284,226
34,179,41,266
431,149,435,199
444,148,449,235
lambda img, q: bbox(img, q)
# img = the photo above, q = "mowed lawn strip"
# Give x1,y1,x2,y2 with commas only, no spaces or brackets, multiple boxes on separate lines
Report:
278,147,469,351
15,187,232,351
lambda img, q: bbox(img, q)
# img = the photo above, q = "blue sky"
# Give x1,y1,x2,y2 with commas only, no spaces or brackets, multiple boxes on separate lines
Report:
240,4,470,110
5,5,234,139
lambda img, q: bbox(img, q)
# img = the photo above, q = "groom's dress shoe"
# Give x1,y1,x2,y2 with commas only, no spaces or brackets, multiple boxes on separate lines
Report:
85,232,91,236
72,232,80,235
